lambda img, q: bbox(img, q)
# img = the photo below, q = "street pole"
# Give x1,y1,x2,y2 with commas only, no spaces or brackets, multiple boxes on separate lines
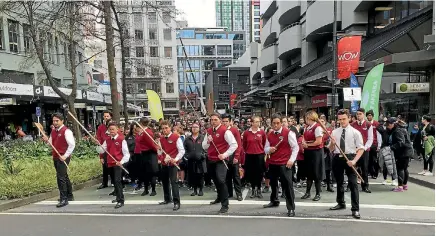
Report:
285,94,288,117
331,0,338,118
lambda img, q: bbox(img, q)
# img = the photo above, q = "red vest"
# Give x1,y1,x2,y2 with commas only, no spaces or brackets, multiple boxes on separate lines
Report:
141,128,158,152
351,121,371,147
134,132,144,154
106,134,125,168
243,129,266,155
303,123,323,150
229,126,242,159
207,125,230,162
51,126,69,159
160,133,180,166
369,120,379,146
267,128,292,165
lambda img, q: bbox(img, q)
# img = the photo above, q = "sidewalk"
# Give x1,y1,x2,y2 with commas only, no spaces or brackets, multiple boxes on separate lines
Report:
408,159,435,189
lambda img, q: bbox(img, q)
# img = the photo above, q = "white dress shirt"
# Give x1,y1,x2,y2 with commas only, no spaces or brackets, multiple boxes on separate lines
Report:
330,125,364,154
357,120,374,150
264,127,299,162
97,134,130,165
202,124,238,158
48,125,76,158
369,120,382,149
306,123,324,138
158,132,185,161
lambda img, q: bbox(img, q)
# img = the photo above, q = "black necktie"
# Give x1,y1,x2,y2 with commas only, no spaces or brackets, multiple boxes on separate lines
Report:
112,138,115,140
275,131,279,135
213,128,216,133
340,129,346,153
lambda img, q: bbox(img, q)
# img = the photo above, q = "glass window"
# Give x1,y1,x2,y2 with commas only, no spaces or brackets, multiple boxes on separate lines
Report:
203,60,215,70
195,33,204,39
202,45,215,55
217,60,232,68
177,29,195,38
164,47,172,58
135,29,143,40
163,28,172,40
148,12,157,23
148,28,157,40
254,18,260,22
218,91,229,101
0,17,3,50
23,24,31,53
165,102,177,108
46,32,52,61
217,45,232,55
162,11,171,23
254,11,260,16
149,46,158,57
137,67,145,76
254,24,260,29
136,47,144,57
165,65,173,75
123,46,130,58
133,13,142,26
151,66,160,76
254,5,260,10
177,46,184,56
178,71,184,83
166,82,174,93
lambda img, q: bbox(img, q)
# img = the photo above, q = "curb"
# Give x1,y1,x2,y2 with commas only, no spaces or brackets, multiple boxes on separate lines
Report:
408,176,435,189
0,177,102,212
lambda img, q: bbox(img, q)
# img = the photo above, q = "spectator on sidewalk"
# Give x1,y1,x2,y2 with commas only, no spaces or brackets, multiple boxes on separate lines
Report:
418,115,435,176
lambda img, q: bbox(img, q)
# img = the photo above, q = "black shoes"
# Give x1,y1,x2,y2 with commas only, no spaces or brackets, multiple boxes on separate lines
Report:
312,195,321,201
256,189,263,199
191,191,197,196
327,187,335,192
149,191,157,197
141,190,149,196
263,202,280,208
173,203,180,211
330,204,346,210
287,210,295,217
352,211,361,219
57,196,74,202
301,193,311,199
97,184,107,190
114,202,124,209
108,191,115,196
362,188,371,193
159,200,173,205
219,206,229,213
56,199,68,208
210,199,220,205
198,190,204,196
262,186,270,193
134,185,142,191
250,189,256,198
236,195,243,201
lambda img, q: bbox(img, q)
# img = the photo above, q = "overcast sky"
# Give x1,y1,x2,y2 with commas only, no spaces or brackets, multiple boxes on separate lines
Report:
175,0,216,27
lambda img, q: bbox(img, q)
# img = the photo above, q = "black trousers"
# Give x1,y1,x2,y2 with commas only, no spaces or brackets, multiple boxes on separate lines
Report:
332,155,359,211
268,164,295,211
396,158,409,186
208,160,229,207
102,154,114,186
161,165,180,203
128,153,140,183
296,160,306,182
245,154,265,189
190,172,204,191
423,150,434,172
368,145,379,178
226,163,242,197
357,151,369,189
111,166,124,203
53,157,73,200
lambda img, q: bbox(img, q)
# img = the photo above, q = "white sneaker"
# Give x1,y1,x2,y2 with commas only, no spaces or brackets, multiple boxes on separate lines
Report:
418,170,426,175
333,184,337,188
391,180,398,186
424,172,433,176
382,180,388,185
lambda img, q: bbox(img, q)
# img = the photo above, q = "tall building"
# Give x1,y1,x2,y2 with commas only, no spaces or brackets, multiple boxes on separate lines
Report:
244,0,434,120
176,27,246,113
216,0,251,45
251,0,261,42
116,0,179,115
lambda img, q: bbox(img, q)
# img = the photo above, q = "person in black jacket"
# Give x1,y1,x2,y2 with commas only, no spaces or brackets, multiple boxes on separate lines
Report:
386,118,413,192
184,123,207,196
125,123,137,185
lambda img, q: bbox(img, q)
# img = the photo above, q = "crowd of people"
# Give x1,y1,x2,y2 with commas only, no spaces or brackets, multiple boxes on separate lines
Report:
44,107,435,219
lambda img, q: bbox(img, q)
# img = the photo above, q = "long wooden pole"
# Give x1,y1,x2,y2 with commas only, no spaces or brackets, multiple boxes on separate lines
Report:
209,139,229,170
35,123,69,171
67,111,129,174
133,121,180,170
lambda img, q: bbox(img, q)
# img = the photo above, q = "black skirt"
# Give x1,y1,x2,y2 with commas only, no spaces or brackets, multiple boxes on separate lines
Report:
245,153,265,180
324,147,332,171
141,150,159,174
304,148,325,181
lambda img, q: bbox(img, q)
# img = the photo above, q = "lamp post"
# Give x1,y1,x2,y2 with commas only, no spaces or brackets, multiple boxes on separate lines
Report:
285,94,288,117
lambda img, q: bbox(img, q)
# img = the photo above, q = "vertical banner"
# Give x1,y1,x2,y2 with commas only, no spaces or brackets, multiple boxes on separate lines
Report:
207,92,214,115
360,63,384,120
146,90,164,121
230,93,237,108
350,73,360,113
337,36,362,80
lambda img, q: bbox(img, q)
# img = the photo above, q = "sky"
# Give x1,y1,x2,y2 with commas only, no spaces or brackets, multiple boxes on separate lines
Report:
175,0,216,28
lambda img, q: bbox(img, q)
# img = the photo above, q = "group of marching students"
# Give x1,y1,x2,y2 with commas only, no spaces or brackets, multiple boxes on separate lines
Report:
45,107,434,219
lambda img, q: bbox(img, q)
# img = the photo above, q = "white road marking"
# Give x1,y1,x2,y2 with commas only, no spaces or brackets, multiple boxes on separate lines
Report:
0,212,433,226
34,200,435,211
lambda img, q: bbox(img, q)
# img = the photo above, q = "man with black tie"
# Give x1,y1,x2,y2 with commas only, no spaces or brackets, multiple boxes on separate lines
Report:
329,109,364,219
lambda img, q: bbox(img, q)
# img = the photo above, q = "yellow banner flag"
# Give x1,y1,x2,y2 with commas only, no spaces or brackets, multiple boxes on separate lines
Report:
146,90,164,121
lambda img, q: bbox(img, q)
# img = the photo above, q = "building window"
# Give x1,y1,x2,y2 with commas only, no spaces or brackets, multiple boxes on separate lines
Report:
47,32,53,62
166,82,174,93
254,5,260,10
164,47,172,58
217,60,232,68
254,24,260,29
8,20,19,53
165,65,173,75
254,11,260,16
165,101,177,108
149,28,157,40
220,77,229,84
254,18,260,22
217,45,231,55
151,66,160,76
125,68,131,76
136,46,144,57
148,12,157,23
123,46,130,58
0,18,3,50
202,45,215,55
163,28,172,40
63,42,69,69
150,46,158,57
162,11,171,23
254,31,260,36
218,91,229,101
54,37,60,64
133,13,143,26
126,83,134,94
23,24,31,53
135,29,143,40
137,67,145,76
203,60,215,70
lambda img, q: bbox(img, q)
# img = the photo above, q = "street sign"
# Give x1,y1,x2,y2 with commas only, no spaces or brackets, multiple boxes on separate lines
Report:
265,101,272,109
343,87,362,101
36,107,41,117
288,96,296,104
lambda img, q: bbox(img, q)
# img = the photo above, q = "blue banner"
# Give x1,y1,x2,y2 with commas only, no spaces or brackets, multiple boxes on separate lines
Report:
350,73,359,113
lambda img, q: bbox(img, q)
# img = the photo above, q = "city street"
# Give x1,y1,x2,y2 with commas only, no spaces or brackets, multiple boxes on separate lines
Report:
1,178,434,236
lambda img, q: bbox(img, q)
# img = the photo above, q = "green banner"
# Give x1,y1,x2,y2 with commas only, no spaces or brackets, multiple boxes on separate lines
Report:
360,63,384,120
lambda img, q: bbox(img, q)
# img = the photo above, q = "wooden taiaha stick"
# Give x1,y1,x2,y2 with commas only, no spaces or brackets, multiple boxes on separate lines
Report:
35,123,70,171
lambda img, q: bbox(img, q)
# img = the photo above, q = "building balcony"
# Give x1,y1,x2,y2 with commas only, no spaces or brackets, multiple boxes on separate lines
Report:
305,0,341,42
250,59,261,84
277,0,300,26
261,12,280,47
278,23,302,60
261,0,277,24
259,43,278,71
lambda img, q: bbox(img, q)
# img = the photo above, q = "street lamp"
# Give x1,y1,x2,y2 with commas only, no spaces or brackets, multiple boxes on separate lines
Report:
285,94,288,117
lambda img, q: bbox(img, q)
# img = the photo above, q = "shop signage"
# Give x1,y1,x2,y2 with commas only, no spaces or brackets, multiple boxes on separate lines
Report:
395,83,430,93
34,86,44,96
36,107,41,117
104,95,112,104
265,101,272,109
86,91,104,102
95,106,107,111
0,82,34,96
311,94,328,108
74,103,86,109
43,86,82,99
0,98,16,105
288,96,296,104
86,106,94,111
270,96,283,100
343,87,362,101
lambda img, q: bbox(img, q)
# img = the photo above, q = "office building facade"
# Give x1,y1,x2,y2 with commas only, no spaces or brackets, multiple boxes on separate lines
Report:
216,0,251,45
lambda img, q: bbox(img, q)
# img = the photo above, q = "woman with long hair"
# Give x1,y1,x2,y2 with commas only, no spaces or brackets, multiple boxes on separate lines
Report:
184,123,207,196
